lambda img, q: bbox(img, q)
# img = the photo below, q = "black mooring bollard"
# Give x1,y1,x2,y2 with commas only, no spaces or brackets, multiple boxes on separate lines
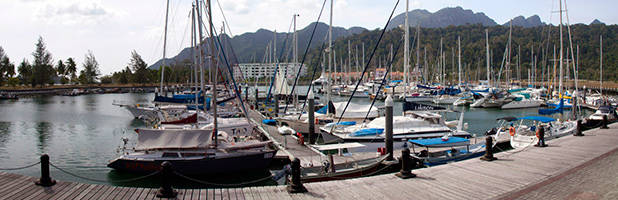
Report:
535,126,548,147
395,148,416,179
480,136,497,161
35,154,56,187
574,119,584,136
287,158,307,193
156,161,177,198
601,115,609,129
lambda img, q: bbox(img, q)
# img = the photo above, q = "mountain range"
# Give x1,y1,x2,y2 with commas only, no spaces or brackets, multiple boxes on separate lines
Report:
149,6,602,69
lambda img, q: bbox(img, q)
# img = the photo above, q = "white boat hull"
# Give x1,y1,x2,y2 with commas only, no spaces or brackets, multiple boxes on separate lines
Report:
501,99,543,109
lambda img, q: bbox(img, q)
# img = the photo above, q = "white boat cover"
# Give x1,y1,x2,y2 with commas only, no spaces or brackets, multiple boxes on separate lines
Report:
311,142,365,151
333,102,379,119
135,129,213,150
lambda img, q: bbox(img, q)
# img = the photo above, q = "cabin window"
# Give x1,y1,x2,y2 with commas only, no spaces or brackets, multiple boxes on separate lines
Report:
162,152,179,158
181,153,203,157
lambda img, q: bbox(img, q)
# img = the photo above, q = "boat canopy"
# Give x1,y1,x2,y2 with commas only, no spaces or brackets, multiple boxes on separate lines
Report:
135,129,213,150
408,137,470,147
517,116,556,123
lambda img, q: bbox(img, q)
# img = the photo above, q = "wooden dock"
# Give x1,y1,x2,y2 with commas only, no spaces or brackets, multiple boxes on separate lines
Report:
0,122,616,199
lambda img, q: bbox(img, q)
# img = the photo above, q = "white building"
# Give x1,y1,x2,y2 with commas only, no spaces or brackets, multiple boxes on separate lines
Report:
237,63,306,79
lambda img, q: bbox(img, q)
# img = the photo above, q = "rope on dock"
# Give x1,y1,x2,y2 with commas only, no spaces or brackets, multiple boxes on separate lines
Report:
49,163,160,183
0,161,40,171
173,171,274,187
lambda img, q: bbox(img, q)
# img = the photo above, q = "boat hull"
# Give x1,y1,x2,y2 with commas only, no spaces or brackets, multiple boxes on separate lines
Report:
107,150,277,175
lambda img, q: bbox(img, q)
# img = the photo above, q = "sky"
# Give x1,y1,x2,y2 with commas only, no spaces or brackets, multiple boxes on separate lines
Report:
0,0,615,75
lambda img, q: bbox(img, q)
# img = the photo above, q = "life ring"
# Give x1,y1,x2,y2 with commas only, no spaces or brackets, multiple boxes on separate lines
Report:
509,127,515,136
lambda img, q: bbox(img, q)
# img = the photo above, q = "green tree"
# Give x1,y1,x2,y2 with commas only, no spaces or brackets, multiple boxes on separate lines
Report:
56,60,68,84
17,59,33,86
129,50,150,84
32,36,54,86
65,58,77,83
0,47,16,86
78,50,100,84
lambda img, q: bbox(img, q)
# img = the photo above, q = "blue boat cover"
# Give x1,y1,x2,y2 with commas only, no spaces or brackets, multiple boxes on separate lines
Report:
391,80,403,83
350,128,384,137
325,121,356,127
539,99,565,115
262,119,277,125
408,137,469,147
517,116,556,123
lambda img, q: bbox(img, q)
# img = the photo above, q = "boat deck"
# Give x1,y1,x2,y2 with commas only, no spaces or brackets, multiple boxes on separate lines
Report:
0,122,616,199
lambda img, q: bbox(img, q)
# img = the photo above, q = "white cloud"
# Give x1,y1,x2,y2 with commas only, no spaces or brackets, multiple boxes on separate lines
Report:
32,0,113,26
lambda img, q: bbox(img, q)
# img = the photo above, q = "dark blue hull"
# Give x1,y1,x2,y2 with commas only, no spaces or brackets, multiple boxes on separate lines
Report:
108,150,277,175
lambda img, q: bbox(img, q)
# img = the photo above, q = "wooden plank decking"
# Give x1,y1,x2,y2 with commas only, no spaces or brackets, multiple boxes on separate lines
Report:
0,123,616,199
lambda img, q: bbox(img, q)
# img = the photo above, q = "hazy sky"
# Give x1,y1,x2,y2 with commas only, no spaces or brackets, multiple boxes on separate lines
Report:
0,0,615,75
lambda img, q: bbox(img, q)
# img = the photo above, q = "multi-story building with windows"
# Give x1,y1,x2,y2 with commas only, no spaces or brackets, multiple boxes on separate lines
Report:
237,63,306,79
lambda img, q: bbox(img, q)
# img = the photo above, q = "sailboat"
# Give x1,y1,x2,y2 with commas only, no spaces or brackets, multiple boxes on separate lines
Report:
109,1,277,175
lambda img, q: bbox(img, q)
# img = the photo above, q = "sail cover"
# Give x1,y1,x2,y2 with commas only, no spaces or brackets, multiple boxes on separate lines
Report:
135,129,213,150
274,72,292,95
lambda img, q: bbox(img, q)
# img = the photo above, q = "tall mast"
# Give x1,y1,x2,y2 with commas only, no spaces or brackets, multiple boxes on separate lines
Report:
195,0,205,103
293,14,299,108
485,29,490,86
416,24,420,83
160,0,170,92
293,14,298,65
436,38,445,86
348,40,352,84
558,0,564,99
206,0,218,146
507,20,512,89
326,0,333,114
599,35,603,97
403,0,409,92
191,3,199,117
457,36,462,86
389,44,393,81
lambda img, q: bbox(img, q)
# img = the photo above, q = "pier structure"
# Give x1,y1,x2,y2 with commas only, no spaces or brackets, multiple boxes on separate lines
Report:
0,122,615,199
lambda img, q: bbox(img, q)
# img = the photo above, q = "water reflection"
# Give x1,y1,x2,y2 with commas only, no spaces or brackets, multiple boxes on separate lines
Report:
0,122,11,150
83,94,98,112
35,121,52,152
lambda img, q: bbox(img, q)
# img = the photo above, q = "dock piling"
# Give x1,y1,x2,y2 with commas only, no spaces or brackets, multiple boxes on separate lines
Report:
308,90,315,144
574,119,584,136
35,154,56,187
480,136,497,161
245,86,249,101
395,148,416,179
385,95,394,161
287,158,307,193
535,126,548,147
274,94,279,117
601,115,609,129
156,161,177,198
254,88,259,110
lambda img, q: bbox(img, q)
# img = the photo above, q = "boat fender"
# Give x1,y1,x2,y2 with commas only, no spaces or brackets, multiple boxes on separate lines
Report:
315,118,319,124
509,127,515,136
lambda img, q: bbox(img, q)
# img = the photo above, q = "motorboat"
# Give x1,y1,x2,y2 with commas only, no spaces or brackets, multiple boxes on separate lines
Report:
495,116,576,149
584,105,617,127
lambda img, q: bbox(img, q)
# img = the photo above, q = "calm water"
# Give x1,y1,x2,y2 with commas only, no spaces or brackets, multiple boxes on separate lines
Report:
0,87,590,187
